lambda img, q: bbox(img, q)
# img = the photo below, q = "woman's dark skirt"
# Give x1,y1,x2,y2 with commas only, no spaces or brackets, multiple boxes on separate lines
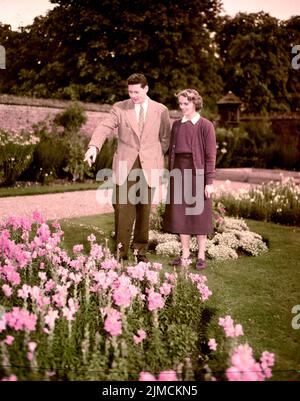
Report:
163,153,213,235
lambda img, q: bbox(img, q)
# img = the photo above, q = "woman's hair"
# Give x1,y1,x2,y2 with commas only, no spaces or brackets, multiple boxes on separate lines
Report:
127,73,148,88
176,89,203,111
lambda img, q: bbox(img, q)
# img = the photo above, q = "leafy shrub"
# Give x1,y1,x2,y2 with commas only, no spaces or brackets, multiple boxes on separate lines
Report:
23,103,91,183
54,103,92,182
53,103,86,133
216,119,300,170
23,120,69,184
216,119,276,168
0,129,39,186
216,178,300,226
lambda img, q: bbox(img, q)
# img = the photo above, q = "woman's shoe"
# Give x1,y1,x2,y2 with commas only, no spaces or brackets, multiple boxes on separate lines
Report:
169,257,182,266
195,258,206,270
169,256,192,266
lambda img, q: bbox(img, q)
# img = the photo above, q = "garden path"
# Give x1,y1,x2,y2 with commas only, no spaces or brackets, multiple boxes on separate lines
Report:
0,180,253,221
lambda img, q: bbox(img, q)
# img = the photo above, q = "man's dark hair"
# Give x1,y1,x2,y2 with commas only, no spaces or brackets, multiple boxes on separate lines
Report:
127,73,148,88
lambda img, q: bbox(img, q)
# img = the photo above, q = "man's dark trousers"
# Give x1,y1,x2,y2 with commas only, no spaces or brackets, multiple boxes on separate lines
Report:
113,156,154,259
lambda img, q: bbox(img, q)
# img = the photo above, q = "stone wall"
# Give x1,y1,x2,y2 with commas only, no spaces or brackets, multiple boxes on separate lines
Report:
0,94,112,137
0,94,180,137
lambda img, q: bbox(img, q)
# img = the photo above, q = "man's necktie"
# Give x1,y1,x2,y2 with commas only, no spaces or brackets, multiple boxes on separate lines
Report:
138,105,144,134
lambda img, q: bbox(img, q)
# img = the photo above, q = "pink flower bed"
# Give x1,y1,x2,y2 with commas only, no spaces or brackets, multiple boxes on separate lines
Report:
0,213,275,381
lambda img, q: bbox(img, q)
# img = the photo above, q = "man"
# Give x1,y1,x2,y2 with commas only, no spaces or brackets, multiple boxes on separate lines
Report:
84,73,171,262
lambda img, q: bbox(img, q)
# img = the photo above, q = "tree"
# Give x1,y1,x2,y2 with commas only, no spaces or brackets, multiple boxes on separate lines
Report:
0,23,28,94
216,12,293,113
284,16,300,111
1,0,224,110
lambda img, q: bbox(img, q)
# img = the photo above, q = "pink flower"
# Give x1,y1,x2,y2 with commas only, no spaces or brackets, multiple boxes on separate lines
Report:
226,344,265,381
133,329,147,344
260,351,275,378
145,270,159,285
234,324,244,337
2,284,12,297
73,244,84,254
113,285,132,308
1,375,17,381
62,298,79,321
148,290,165,311
90,244,104,259
152,262,163,270
32,211,45,224
159,282,172,296
45,308,59,331
104,308,122,336
196,283,212,301
165,272,176,283
28,342,37,352
17,284,31,300
126,265,145,281
139,372,157,381
36,223,51,243
45,279,56,292
208,338,217,351
139,370,178,381
158,370,178,381
4,307,37,332
38,272,47,281
52,221,61,230
3,265,21,286
219,315,244,338
87,234,96,243
4,335,14,345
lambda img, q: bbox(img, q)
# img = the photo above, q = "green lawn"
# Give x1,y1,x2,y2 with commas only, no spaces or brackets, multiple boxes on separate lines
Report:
58,214,300,381
0,182,99,197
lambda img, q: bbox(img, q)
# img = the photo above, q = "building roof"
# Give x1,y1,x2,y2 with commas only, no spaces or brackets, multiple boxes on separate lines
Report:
217,91,242,105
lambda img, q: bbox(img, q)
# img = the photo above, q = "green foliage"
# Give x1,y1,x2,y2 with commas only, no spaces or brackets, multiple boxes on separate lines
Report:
216,126,251,167
216,12,300,113
214,119,299,169
0,1,223,109
25,120,69,183
53,103,90,182
0,129,39,186
1,8,300,113
53,103,87,133
22,103,91,183
216,178,300,226
149,202,166,231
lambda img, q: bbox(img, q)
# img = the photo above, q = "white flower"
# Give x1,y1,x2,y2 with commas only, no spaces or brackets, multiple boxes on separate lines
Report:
156,241,181,257
206,244,238,260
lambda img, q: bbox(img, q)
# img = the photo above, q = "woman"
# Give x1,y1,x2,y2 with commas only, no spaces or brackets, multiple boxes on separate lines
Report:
163,89,216,269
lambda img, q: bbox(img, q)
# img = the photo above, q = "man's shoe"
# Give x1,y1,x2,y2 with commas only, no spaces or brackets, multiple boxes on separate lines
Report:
136,254,149,263
195,258,206,270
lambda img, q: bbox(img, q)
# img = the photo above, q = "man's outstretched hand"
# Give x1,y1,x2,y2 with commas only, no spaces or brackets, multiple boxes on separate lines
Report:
84,146,97,167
